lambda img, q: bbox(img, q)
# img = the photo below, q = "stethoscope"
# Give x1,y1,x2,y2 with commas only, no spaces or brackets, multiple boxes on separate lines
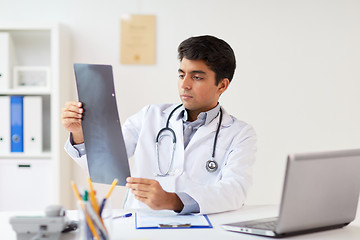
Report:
155,104,223,177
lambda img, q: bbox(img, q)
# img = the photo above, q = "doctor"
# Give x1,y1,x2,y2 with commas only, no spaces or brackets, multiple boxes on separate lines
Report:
62,35,256,214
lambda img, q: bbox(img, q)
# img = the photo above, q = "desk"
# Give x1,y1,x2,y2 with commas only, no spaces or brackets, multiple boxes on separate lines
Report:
2,205,360,240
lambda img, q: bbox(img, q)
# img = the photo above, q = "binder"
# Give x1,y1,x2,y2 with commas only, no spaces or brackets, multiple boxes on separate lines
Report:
23,96,42,153
10,96,23,152
0,32,14,90
0,96,10,154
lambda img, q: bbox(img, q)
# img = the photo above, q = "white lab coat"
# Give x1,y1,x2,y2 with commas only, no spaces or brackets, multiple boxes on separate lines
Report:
65,104,257,214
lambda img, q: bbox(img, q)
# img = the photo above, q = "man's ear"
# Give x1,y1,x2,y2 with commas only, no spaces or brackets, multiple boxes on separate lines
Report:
218,78,230,95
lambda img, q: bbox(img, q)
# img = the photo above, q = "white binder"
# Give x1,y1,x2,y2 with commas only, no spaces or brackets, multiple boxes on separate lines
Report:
0,32,14,90
0,96,10,154
23,96,42,153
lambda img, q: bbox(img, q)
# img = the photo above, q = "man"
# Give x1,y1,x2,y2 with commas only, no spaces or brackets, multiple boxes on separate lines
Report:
62,35,256,214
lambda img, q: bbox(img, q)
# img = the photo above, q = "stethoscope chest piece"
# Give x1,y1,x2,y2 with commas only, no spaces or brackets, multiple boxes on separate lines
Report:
206,159,218,172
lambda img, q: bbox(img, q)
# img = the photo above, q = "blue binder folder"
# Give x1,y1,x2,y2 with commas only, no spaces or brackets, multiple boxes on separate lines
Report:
10,96,23,152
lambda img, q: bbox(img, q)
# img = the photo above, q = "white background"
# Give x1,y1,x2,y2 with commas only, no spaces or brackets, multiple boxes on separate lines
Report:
1,0,359,208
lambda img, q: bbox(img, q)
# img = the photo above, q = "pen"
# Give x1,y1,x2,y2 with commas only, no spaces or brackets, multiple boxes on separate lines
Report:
83,190,88,201
100,178,118,215
83,191,92,240
113,213,132,219
84,190,101,240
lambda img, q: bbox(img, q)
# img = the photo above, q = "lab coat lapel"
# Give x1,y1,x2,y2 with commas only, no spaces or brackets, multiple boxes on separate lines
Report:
185,107,232,151
185,119,217,151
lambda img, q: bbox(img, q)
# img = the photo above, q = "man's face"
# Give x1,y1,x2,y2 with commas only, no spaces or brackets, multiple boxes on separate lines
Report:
178,58,227,119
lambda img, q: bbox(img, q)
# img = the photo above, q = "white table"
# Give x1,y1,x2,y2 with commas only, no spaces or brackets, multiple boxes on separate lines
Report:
2,205,360,240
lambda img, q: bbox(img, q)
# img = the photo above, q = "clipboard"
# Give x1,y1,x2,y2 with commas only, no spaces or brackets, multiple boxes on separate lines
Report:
135,211,213,229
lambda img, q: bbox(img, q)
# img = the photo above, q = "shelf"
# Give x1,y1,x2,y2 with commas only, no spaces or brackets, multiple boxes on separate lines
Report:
0,152,52,159
0,24,60,211
0,22,59,31
0,88,51,95
0,22,72,211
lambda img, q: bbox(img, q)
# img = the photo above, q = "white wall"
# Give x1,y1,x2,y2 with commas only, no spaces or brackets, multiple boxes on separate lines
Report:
2,0,360,208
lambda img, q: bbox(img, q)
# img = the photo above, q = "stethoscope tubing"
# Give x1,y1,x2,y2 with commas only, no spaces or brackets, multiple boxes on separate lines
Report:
155,104,222,176
212,107,223,159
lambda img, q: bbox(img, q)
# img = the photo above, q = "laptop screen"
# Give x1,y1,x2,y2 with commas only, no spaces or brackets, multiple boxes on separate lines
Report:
277,149,360,233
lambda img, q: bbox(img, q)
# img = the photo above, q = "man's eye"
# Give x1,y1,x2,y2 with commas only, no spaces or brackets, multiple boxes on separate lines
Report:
179,74,185,79
193,76,203,80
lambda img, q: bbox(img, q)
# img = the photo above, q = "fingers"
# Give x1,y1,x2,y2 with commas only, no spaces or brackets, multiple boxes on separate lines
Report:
132,189,150,199
126,177,154,184
63,101,83,115
126,178,181,211
126,178,159,198
61,101,84,133
65,101,82,108
127,183,159,208
62,102,83,120
126,177,155,191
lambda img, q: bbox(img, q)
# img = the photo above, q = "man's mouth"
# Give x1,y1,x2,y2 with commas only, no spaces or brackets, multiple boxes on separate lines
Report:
180,94,192,100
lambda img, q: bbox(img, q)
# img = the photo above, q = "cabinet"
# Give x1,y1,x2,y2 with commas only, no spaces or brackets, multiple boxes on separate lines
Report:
0,23,72,211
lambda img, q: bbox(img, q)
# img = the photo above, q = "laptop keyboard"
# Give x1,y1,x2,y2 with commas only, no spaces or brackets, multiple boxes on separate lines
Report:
245,219,278,230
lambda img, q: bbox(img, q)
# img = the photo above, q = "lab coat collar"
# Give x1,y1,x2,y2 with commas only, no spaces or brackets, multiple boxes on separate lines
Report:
162,104,233,164
162,104,233,128
184,107,233,152
163,103,183,117
178,104,221,127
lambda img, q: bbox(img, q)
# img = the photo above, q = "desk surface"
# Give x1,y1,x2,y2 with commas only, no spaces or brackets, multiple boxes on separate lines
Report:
2,205,360,240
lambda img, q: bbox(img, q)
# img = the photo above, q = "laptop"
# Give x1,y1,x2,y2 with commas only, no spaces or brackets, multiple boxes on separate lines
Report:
222,148,360,238
73,63,131,186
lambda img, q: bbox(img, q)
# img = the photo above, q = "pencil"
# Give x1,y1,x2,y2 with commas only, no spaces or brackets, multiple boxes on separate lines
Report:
71,181,82,201
88,178,107,232
71,181,101,240
105,178,118,199
88,178,101,213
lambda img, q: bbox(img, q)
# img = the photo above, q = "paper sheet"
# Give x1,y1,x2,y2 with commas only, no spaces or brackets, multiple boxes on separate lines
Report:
135,211,212,229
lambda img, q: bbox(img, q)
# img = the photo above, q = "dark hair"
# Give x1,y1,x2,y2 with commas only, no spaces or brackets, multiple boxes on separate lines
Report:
177,35,236,85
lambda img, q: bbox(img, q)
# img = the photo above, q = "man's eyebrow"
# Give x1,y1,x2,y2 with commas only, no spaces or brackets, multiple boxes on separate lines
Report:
191,70,206,74
178,69,206,74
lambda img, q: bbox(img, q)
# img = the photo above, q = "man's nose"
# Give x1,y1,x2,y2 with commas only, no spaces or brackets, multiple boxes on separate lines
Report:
180,75,192,89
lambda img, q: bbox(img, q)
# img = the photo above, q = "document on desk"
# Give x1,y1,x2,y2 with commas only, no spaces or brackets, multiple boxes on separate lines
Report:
135,211,213,229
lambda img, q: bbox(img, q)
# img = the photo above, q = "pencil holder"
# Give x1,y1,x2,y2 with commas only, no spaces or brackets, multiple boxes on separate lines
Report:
77,197,113,240
71,179,118,240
